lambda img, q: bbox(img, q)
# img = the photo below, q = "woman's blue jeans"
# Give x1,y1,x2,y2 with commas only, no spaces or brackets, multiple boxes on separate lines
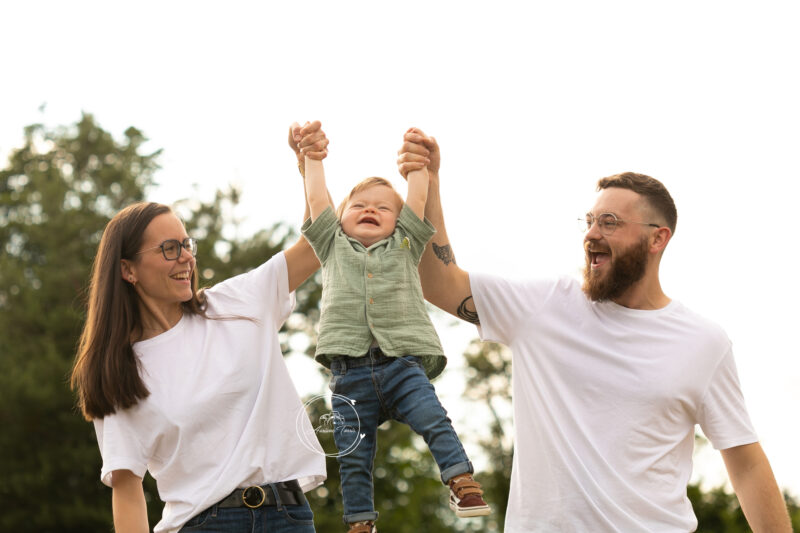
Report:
179,484,315,532
329,348,473,525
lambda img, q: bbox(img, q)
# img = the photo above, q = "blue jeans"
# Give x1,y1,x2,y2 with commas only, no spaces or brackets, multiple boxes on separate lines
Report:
329,347,472,524
179,484,315,532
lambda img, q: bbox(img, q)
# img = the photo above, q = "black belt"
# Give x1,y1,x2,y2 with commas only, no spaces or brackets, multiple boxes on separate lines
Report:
217,479,306,509
331,347,395,371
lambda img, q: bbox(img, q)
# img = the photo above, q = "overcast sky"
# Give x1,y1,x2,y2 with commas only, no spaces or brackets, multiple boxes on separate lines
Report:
2,0,799,495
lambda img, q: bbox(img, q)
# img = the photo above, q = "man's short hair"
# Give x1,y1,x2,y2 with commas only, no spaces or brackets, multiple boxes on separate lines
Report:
336,177,404,219
597,172,678,233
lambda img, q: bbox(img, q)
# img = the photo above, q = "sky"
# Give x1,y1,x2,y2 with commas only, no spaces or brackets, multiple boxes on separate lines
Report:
3,1,799,495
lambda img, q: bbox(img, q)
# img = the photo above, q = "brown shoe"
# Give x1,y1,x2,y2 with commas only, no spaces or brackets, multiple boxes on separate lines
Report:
448,474,491,517
347,521,376,533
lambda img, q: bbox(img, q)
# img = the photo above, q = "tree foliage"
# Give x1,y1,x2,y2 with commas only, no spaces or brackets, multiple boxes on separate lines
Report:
1,114,161,530
0,114,314,530
2,114,798,531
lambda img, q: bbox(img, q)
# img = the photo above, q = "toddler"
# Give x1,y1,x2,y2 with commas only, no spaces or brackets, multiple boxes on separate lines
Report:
295,123,490,533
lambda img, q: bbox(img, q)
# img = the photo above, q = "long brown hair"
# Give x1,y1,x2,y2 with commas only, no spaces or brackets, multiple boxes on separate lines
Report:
71,202,206,420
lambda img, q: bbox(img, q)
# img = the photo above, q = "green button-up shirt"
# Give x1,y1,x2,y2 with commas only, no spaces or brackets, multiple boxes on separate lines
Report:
301,205,446,379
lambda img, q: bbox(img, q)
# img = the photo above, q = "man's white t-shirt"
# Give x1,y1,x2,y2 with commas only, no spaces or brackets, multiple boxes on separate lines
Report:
470,274,757,533
93,253,326,533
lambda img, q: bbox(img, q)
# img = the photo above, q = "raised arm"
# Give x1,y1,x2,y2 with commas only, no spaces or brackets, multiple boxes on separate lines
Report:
404,126,429,219
294,120,333,221
284,121,329,292
405,165,429,220
720,443,792,532
111,469,149,533
397,129,478,324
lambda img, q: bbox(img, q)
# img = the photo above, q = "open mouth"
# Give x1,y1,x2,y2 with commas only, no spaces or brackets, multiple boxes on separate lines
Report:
591,252,611,268
586,245,611,269
170,271,192,281
359,216,379,226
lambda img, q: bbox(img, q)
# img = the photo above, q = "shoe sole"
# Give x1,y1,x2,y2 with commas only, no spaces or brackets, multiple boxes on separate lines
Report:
449,500,491,517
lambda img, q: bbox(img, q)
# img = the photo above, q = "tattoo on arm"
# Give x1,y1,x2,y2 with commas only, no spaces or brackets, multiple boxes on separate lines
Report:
457,296,480,325
432,242,456,266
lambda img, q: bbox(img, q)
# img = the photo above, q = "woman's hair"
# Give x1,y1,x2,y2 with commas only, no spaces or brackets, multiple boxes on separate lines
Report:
335,177,404,219
70,202,207,420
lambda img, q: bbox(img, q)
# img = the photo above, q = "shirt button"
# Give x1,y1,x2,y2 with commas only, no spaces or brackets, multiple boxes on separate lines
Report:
367,273,373,278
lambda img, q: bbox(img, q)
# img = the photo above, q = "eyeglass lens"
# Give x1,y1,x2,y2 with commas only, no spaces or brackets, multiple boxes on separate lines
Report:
583,214,618,235
162,238,197,260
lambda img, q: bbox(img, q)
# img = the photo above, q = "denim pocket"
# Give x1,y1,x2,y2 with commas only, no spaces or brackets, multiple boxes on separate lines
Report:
397,355,421,368
280,503,314,525
180,507,213,529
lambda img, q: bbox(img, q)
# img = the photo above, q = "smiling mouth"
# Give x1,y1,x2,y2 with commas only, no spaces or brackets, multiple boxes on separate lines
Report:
586,246,611,268
359,217,379,226
591,252,611,267
170,271,191,281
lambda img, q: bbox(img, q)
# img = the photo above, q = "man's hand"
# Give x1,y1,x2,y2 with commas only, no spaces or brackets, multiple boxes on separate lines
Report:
397,127,439,179
288,121,329,162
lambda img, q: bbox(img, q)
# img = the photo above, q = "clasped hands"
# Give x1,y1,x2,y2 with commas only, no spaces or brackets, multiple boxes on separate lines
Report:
288,121,440,180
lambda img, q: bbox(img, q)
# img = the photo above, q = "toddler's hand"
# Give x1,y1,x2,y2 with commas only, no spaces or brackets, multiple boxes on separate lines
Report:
288,122,304,161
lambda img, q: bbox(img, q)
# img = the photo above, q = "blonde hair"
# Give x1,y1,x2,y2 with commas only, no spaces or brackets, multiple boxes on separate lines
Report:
335,177,404,219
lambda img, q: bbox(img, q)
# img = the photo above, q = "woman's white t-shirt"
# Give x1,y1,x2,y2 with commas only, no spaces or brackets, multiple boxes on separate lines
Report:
94,252,326,533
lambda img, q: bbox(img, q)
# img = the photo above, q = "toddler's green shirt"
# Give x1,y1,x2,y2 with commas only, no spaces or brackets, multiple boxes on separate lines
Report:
301,205,446,379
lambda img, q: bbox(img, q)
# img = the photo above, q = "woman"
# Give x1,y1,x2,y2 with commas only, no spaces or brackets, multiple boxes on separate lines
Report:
70,122,331,533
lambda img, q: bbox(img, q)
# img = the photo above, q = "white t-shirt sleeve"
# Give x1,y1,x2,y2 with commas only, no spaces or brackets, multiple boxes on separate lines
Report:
205,251,295,329
94,413,149,487
94,252,296,489
696,346,758,450
470,273,557,345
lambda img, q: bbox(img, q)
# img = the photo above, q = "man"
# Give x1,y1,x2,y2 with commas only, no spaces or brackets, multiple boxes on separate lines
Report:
396,129,791,532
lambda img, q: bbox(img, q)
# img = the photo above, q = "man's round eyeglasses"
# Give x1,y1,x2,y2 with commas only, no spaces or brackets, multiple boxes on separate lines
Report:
136,238,198,261
580,213,660,236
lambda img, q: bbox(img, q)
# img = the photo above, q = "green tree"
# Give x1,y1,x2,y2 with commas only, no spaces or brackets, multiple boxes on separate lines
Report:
0,113,488,533
0,114,318,530
8,113,796,532
0,114,161,530
461,339,513,531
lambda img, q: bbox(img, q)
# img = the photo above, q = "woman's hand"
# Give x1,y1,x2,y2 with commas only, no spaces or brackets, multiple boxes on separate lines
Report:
289,120,329,161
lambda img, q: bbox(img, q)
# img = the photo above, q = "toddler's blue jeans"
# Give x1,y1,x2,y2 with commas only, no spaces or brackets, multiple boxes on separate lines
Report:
328,347,473,525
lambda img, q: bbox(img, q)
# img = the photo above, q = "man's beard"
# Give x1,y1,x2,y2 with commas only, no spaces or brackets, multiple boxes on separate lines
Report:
582,236,649,302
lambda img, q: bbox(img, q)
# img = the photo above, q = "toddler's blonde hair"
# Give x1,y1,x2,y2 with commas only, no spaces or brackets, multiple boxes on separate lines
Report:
336,177,404,219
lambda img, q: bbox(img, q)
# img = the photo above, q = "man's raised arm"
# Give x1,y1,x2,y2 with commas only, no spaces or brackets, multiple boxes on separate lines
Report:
397,128,479,325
